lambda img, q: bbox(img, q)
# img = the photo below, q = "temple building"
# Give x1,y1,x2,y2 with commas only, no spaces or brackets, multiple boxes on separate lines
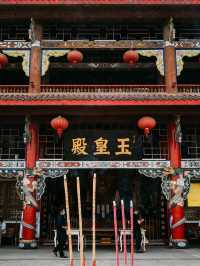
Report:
0,0,200,249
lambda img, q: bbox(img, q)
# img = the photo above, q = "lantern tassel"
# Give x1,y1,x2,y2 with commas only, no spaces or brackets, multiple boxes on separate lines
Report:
57,129,63,138
144,128,150,136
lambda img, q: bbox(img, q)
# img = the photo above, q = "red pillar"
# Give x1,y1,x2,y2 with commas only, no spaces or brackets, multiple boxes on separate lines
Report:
19,121,39,249
168,122,187,248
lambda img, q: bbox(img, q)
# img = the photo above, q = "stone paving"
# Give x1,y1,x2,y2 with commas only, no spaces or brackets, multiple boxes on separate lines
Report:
0,246,200,266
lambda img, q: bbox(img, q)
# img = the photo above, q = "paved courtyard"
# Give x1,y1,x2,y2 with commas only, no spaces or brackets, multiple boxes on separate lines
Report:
0,246,200,266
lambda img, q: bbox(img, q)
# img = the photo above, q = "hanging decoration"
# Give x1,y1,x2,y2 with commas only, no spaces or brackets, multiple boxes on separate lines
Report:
175,115,182,143
50,115,69,138
123,50,139,64
137,116,156,136
23,116,32,144
0,53,8,69
67,50,83,64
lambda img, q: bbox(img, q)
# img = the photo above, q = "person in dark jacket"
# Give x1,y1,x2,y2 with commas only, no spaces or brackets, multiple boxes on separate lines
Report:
53,208,67,258
134,210,144,252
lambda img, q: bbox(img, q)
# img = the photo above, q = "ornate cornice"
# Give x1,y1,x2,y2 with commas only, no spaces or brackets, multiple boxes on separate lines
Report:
1,92,200,101
42,49,70,76
36,160,170,169
0,0,198,5
1,40,200,50
137,49,164,76
2,49,30,77
176,49,200,76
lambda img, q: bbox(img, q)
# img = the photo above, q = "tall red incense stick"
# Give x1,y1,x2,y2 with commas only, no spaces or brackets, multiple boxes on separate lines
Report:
130,200,134,266
113,201,120,266
92,173,96,266
121,200,127,266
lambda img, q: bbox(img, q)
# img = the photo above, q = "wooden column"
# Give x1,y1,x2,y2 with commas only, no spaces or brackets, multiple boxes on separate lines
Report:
164,46,177,93
168,121,187,248
19,121,39,249
29,23,42,93
163,21,177,93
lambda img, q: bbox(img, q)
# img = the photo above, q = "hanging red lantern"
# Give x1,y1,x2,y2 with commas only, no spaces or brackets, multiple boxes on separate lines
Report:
50,116,69,138
123,50,139,64
137,116,156,136
67,50,83,64
0,53,8,69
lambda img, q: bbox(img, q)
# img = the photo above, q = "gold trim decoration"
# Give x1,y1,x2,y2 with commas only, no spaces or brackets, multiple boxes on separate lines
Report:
176,49,200,76
3,49,30,77
42,49,70,76
137,49,164,76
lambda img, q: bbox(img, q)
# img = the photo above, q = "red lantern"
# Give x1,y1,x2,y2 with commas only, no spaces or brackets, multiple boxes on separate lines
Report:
67,50,83,64
50,116,69,138
137,116,156,136
123,50,139,64
0,53,8,69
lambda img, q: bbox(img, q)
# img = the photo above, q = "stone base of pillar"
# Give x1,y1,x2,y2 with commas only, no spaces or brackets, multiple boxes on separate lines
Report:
19,239,38,249
169,239,188,248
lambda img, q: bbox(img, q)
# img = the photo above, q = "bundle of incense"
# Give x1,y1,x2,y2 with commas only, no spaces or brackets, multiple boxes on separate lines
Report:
113,201,120,266
64,175,74,266
121,200,127,266
92,173,96,266
76,177,86,266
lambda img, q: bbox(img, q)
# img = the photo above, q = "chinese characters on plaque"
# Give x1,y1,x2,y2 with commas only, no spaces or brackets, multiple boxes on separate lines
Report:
65,135,137,161
71,137,133,156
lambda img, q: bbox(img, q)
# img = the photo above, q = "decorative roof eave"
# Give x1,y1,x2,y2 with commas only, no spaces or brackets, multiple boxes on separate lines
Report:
0,0,199,5
1,97,200,106
1,92,200,101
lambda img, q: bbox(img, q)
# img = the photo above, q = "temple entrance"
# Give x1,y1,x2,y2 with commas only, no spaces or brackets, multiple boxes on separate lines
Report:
40,169,166,246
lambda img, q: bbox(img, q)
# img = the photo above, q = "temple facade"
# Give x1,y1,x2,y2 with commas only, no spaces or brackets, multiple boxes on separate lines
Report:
0,0,200,249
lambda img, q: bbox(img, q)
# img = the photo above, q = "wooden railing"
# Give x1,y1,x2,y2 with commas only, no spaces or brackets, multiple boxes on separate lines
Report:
2,84,200,95
0,85,29,93
40,84,166,94
177,84,200,93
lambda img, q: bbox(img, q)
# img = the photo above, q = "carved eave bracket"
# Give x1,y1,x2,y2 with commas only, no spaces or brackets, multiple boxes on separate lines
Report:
42,49,70,76
139,168,191,201
2,49,30,77
137,49,164,76
138,169,164,179
176,49,200,76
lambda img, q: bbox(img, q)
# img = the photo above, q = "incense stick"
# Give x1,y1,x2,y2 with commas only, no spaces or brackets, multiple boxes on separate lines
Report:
77,176,85,266
113,201,120,266
121,200,127,266
64,175,74,266
92,173,96,266
130,200,134,266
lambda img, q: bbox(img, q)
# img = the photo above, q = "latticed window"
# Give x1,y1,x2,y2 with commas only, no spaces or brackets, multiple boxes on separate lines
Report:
39,128,64,159
182,126,200,158
0,23,29,41
142,126,168,159
43,23,163,41
0,127,25,159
